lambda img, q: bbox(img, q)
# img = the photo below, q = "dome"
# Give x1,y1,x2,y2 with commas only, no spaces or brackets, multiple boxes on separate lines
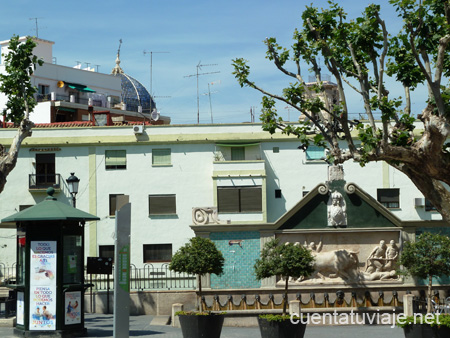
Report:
118,72,156,113
111,47,156,113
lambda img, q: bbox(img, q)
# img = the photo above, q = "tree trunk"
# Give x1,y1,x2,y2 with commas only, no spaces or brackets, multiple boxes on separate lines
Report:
0,118,33,193
427,275,433,314
400,165,450,222
198,275,203,312
283,275,289,316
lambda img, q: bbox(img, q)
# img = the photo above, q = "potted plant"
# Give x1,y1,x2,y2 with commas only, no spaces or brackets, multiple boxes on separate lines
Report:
254,238,315,338
397,232,450,337
169,236,225,338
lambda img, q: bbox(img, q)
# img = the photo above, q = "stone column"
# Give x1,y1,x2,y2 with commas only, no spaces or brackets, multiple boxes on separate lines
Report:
289,300,301,316
172,303,183,327
403,294,414,317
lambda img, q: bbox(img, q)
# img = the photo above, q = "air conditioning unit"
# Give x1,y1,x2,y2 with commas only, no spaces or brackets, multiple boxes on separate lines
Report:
414,198,425,207
133,125,144,134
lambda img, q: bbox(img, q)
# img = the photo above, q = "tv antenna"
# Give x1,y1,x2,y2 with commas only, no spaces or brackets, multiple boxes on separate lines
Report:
143,50,169,111
202,81,220,124
184,62,220,124
29,17,44,38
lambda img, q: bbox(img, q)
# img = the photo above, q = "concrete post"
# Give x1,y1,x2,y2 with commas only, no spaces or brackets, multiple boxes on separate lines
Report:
289,300,301,316
403,294,414,317
172,303,183,328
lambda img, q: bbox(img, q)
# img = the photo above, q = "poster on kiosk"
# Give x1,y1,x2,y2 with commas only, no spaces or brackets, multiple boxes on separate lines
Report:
29,241,57,331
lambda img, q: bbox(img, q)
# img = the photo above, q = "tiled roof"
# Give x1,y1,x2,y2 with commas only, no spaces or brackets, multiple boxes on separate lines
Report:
1,120,163,129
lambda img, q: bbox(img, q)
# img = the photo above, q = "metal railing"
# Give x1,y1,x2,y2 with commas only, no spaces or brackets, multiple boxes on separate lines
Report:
0,263,16,286
36,93,106,108
0,263,195,293
86,264,196,291
29,174,61,190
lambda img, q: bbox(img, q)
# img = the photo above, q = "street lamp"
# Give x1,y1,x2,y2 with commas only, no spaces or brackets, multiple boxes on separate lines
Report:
66,172,80,207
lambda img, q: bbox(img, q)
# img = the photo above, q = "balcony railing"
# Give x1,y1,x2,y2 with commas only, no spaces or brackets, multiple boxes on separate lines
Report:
29,174,61,191
36,93,106,108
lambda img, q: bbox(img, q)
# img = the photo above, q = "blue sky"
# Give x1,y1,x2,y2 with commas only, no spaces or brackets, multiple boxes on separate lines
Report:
1,0,427,125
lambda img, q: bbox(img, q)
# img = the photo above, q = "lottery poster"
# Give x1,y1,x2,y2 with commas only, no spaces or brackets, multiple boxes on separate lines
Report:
29,241,57,331
65,291,81,325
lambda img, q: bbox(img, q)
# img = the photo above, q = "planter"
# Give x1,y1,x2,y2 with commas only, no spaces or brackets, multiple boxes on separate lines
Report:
178,314,224,338
257,316,307,338
403,324,450,338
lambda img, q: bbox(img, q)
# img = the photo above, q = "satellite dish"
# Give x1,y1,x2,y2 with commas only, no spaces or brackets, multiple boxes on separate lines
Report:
151,109,160,121
57,81,65,88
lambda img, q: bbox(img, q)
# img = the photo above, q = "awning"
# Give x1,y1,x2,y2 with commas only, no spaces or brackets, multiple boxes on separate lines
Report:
66,82,96,93
215,142,260,147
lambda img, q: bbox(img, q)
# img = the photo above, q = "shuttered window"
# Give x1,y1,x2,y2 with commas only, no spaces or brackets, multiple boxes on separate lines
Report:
105,150,126,169
149,195,176,215
109,194,124,216
143,244,172,262
152,149,171,165
377,189,400,208
218,186,262,213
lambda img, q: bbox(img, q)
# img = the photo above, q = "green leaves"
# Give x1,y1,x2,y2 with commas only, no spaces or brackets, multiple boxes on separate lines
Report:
0,35,44,125
254,238,315,281
231,58,252,88
169,237,224,277
398,232,450,280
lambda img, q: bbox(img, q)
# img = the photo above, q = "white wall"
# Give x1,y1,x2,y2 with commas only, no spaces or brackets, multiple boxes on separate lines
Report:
0,123,444,268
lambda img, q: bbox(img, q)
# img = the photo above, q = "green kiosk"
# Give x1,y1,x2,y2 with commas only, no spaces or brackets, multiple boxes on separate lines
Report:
2,187,99,337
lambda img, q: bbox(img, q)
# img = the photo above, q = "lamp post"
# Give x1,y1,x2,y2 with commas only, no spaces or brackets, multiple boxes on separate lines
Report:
66,172,80,207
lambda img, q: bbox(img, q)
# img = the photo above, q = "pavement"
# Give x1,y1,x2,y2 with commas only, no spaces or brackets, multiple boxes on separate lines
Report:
0,313,406,337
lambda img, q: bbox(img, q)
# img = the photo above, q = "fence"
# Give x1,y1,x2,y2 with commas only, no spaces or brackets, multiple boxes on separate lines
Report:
0,263,16,286
86,264,196,291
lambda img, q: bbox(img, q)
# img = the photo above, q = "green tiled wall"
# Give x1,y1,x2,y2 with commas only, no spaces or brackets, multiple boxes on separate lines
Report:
210,231,261,289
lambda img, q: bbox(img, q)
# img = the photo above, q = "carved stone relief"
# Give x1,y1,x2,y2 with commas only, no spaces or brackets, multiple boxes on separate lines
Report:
276,233,402,285
192,207,222,225
362,239,399,281
327,191,347,227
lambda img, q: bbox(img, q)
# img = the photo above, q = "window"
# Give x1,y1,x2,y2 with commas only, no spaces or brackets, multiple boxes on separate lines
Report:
37,84,50,101
275,189,282,199
377,189,400,208
143,244,172,263
306,146,324,161
425,199,437,212
231,147,245,161
105,150,126,170
149,195,176,215
217,186,262,213
36,153,56,185
273,147,280,153
109,194,124,216
99,245,115,262
152,148,171,165
38,84,49,95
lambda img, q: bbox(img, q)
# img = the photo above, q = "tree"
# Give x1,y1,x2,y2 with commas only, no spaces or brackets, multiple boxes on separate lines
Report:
232,1,450,221
169,237,224,311
254,239,315,316
0,35,43,193
398,232,450,313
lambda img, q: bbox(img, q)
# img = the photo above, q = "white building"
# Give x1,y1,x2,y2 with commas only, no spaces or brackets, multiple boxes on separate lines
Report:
0,36,447,292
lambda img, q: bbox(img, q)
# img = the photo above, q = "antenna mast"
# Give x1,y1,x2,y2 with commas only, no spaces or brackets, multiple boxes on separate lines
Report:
185,62,220,124
29,17,44,38
143,50,169,111
202,82,219,124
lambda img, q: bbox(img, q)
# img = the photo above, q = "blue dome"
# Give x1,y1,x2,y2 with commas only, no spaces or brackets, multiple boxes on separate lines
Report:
111,50,156,113
118,73,156,113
